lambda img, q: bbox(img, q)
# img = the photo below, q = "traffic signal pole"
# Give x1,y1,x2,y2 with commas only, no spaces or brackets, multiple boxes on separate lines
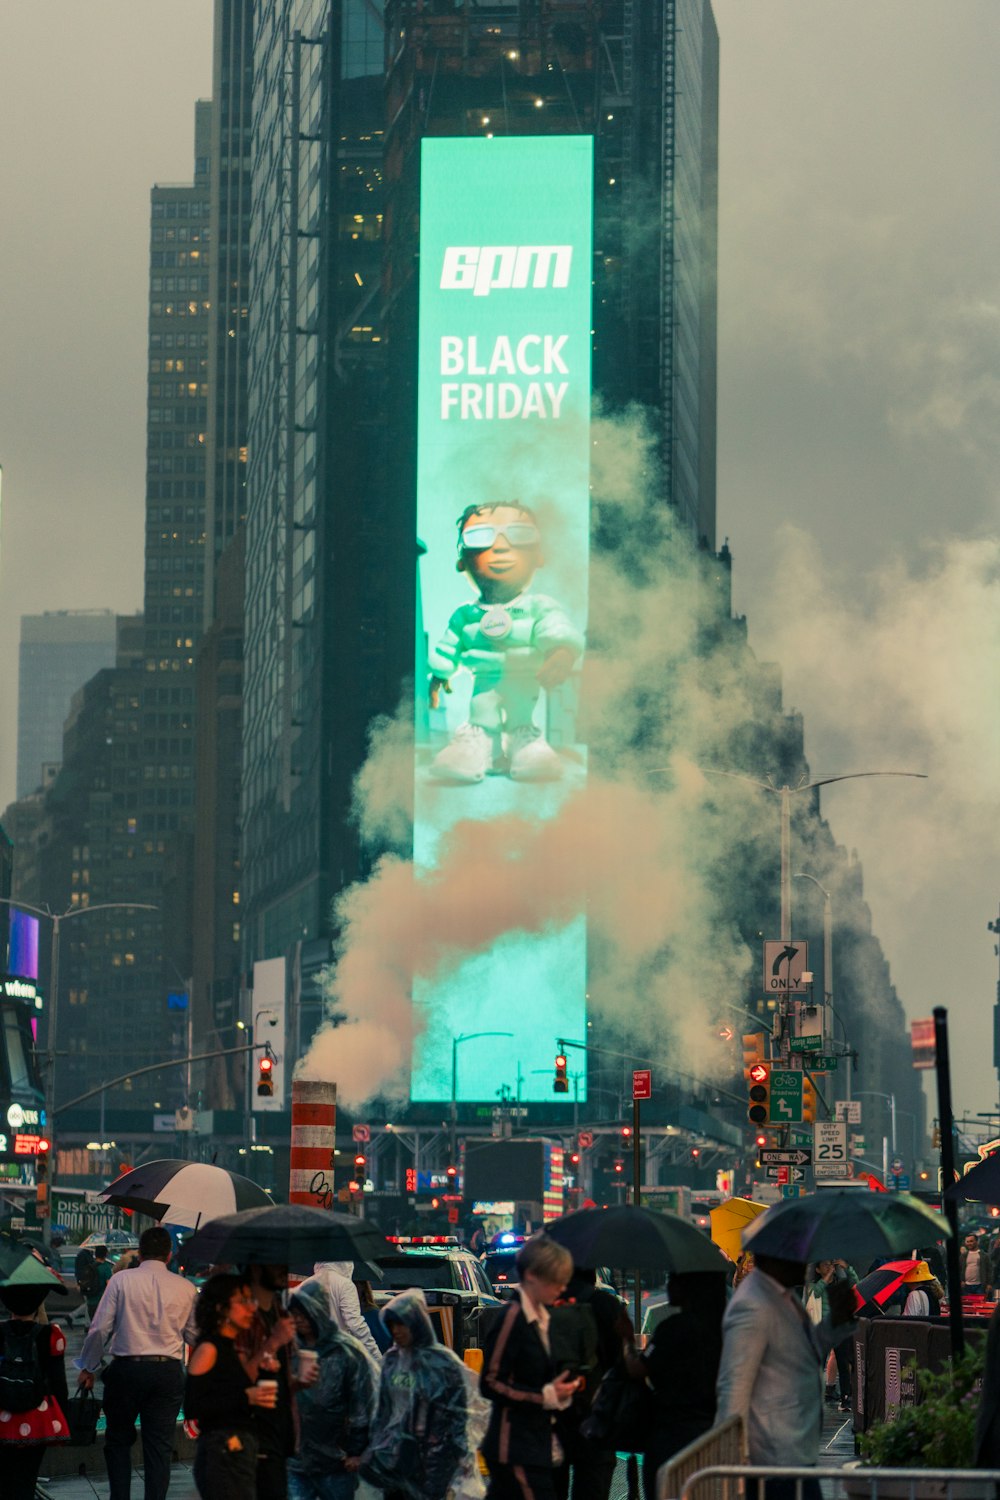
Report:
632,1096,642,1335
933,1006,964,1358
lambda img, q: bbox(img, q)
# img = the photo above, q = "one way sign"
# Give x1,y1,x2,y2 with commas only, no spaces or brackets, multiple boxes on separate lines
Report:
761,1149,811,1166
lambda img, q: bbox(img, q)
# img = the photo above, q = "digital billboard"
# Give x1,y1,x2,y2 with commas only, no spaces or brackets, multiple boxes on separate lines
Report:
7,910,39,981
412,137,593,1104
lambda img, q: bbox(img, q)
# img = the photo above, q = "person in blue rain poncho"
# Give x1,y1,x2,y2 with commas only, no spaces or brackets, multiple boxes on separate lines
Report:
361,1289,479,1500
287,1282,376,1500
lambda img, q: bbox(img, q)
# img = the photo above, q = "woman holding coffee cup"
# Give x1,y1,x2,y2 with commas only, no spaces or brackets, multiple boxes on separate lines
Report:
185,1273,279,1499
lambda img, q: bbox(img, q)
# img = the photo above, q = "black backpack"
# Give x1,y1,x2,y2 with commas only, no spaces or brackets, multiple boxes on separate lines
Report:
76,1249,98,1297
0,1323,48,1412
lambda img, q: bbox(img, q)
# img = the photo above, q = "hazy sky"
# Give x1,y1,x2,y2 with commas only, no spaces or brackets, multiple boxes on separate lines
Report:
1,4,997,1118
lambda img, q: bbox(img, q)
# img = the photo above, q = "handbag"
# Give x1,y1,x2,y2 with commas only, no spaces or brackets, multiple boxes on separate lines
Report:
64,1388,102,1446
580,1360,654,1453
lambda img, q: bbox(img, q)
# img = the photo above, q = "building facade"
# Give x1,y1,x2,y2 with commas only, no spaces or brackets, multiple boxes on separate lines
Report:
17,612,118,799
241,0,393,966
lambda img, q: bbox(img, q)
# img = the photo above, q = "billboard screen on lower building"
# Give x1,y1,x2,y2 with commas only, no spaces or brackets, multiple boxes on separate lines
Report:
412,136,593,1104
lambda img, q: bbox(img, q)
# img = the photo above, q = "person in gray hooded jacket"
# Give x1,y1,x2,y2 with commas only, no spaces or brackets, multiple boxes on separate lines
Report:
288,1282,376,1500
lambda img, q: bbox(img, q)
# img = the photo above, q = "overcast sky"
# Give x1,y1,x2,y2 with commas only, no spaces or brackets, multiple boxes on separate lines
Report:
1,3,997,1120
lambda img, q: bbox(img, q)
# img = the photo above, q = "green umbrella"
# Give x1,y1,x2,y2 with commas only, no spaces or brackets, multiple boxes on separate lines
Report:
0,1234,66,1292
545,1205,727,1274
742,1189,950,1265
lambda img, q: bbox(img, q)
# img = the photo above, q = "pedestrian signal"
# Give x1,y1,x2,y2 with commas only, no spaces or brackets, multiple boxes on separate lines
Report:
747,1063,770,1126
257,1056,274,1097
742,1033,766,1082
553,1054,569,1093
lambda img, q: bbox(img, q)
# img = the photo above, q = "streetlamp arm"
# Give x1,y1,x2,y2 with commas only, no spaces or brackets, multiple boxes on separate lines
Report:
54,1041,271,1116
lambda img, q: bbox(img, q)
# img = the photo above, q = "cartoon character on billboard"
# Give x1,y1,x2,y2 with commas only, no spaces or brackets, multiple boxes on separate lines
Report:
428,503,584,783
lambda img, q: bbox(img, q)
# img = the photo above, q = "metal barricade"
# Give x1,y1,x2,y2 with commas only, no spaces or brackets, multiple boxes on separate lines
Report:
656,1417,746,1500
674,1465,1000,1500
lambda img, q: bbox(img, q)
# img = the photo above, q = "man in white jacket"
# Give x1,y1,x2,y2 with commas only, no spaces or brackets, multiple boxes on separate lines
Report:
309,1260,383,1363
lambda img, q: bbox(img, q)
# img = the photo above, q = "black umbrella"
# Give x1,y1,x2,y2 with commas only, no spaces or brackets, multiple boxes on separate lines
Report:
177,1204,391,1273
944,1153,1000,1204
545,1205,726,1274
101,1159,272,1228
743,1189,949,1264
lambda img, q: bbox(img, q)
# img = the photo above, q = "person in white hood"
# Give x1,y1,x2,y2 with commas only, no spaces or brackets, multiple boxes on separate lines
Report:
307,1262,383,1363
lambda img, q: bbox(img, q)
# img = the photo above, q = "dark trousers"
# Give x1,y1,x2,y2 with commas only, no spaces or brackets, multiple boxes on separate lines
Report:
6,1442,45,1500
102,1356,184,1500
834,1337,853,1401
488,1462,561,1500
257,1449,289,1500
194,1428,259,1500
553,1429,617,1500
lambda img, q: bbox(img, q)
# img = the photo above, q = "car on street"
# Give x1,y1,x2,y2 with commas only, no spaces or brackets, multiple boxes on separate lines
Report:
373,1236,502,1353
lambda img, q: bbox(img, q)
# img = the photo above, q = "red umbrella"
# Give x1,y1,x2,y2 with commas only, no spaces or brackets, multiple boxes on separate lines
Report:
853,1258,923,1312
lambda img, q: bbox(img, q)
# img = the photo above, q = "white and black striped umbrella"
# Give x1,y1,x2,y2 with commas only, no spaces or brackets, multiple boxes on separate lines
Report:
101,1159,272,1230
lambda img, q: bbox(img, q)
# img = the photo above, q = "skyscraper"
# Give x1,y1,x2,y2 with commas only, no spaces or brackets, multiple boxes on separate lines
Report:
241,2,393,965
17,611,118,798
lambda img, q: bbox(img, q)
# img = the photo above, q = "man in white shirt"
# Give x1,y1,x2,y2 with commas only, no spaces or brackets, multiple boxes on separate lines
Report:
76,1225,197,1500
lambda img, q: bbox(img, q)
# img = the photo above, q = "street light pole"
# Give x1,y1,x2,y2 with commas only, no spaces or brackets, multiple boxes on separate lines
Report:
0,898,158,1247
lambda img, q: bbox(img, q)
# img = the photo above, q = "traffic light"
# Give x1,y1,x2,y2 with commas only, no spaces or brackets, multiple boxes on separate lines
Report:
257,1056,274,1098
621,1126,633,1141
802,1076,817,1124
445,1163,458,1189
742,1033,766,1082
553,1054,569,1093
353,1153,367,1188
747,1063,770,1125
35,1140,51,1183
754,1132,768,1151
613,1159,624,1175
932,1123,942,1148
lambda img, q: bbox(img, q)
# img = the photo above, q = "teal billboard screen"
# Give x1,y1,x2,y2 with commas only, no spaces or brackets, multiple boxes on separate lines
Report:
413,136,593,1104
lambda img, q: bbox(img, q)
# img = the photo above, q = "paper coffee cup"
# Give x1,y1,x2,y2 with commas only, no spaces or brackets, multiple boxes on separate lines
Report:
257,1379,278,1402
298,1350,319,1375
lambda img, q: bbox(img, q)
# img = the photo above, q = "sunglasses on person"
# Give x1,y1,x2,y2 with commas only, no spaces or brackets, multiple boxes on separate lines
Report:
460,521,540,551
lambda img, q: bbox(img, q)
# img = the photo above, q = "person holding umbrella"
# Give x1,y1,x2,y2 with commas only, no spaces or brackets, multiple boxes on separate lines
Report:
715,1251,856,1500
480,1235,582,1500
628,1270,727,1500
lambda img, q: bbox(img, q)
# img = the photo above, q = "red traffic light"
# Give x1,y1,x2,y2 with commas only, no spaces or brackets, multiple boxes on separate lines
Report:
553,1053,569,1093
36,1138,51,1154
445,1164,458,1180
755,1132,767,1148
748,1063,768,1085
259,1056,273,1073
555,1054,567,1070
354,1154,366,1168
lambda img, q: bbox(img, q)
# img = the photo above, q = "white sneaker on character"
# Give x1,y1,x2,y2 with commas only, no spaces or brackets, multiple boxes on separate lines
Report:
508,725,563,781
429,723,493,783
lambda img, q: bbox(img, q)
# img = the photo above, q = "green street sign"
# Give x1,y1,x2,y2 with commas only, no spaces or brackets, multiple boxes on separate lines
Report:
811,1055,839,1071
790,1036,823,1052
770,1070,803,1122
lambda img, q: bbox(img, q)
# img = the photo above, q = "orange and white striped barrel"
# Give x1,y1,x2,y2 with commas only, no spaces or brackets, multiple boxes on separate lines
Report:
289,1079,337,1208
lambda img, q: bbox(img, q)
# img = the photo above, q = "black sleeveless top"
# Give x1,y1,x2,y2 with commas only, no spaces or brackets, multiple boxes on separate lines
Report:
184,1334,254,1433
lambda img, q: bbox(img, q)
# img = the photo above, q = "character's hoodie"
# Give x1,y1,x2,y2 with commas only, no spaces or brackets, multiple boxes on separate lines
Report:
288,1281,375,1476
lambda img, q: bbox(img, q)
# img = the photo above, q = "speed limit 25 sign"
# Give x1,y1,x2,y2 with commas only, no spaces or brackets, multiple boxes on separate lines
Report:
813,1121,847,1163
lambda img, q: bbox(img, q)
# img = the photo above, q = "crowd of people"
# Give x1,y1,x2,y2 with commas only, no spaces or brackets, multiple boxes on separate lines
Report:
5,1222,1000,1500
